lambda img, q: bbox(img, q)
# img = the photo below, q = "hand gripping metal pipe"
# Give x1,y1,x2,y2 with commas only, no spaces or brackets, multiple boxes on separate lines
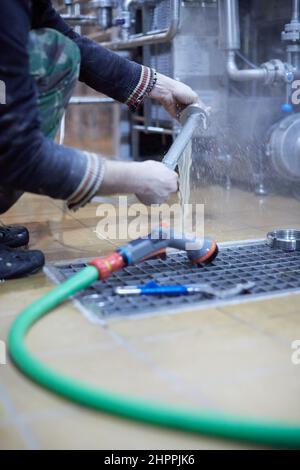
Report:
162,104,209,170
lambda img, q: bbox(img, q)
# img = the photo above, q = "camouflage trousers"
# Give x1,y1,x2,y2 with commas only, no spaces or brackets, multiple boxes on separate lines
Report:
0,28,80,213
29,28,80,138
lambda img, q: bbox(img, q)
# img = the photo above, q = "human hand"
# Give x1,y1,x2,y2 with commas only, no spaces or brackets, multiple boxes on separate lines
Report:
134,160,178,205
149,72,209,120
99,159,178,205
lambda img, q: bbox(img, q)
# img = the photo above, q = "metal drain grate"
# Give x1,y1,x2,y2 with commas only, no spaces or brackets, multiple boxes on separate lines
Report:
45,240,300,322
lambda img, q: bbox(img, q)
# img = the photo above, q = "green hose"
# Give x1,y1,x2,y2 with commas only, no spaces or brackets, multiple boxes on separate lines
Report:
7,266,300,448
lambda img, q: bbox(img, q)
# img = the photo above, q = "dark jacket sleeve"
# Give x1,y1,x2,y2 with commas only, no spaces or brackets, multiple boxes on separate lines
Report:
0,0,88,200
31,0,143,103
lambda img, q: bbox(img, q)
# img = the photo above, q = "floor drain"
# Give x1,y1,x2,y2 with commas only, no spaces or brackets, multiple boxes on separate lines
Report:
45,240,300,322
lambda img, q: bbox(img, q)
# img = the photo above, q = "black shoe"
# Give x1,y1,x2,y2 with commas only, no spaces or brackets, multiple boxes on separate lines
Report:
0,223,29,248
0,246,45,280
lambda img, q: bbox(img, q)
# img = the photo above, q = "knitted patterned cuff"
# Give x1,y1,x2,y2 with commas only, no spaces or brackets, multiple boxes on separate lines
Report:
67,152,106,211
126,66,157,112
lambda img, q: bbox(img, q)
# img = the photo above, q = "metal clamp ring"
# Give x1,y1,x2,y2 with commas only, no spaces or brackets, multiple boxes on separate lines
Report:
267,229,300,252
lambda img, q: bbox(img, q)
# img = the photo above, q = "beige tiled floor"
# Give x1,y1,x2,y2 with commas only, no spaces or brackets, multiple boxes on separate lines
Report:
1,187,300,449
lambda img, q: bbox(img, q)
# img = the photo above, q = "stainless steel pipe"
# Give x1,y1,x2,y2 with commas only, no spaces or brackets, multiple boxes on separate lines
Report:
218,0,240,50
226,51,267,82
220,0,273,83
162,105,209,171
292,0,300,21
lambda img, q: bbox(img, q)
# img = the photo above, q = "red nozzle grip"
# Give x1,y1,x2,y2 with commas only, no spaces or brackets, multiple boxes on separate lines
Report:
90,252,125,280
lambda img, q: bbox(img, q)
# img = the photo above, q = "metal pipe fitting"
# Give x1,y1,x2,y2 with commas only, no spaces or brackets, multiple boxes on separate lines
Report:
162,105,209,170
92,0,118,29
101,0,180,50
220,0,267,82
226,51,267,82
117,0,140,40
282,0,300,74
221,0,293,84
267,230,300,252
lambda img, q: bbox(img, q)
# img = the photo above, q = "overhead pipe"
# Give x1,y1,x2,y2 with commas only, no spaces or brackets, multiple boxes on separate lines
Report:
219,0,267,82
69,96,114,105
100,0,180,50
292,0,300,21
219,0,241,50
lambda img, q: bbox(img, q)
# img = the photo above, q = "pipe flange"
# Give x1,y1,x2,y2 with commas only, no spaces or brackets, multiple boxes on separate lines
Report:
282,21,300,42
267,229,300,252
261,60,294,85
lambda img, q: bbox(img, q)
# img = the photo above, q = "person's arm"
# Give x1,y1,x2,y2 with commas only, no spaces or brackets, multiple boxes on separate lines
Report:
100,160,178,205
31,1,204,115
0,0,105,210
0,1,177,210
31,0,156,111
